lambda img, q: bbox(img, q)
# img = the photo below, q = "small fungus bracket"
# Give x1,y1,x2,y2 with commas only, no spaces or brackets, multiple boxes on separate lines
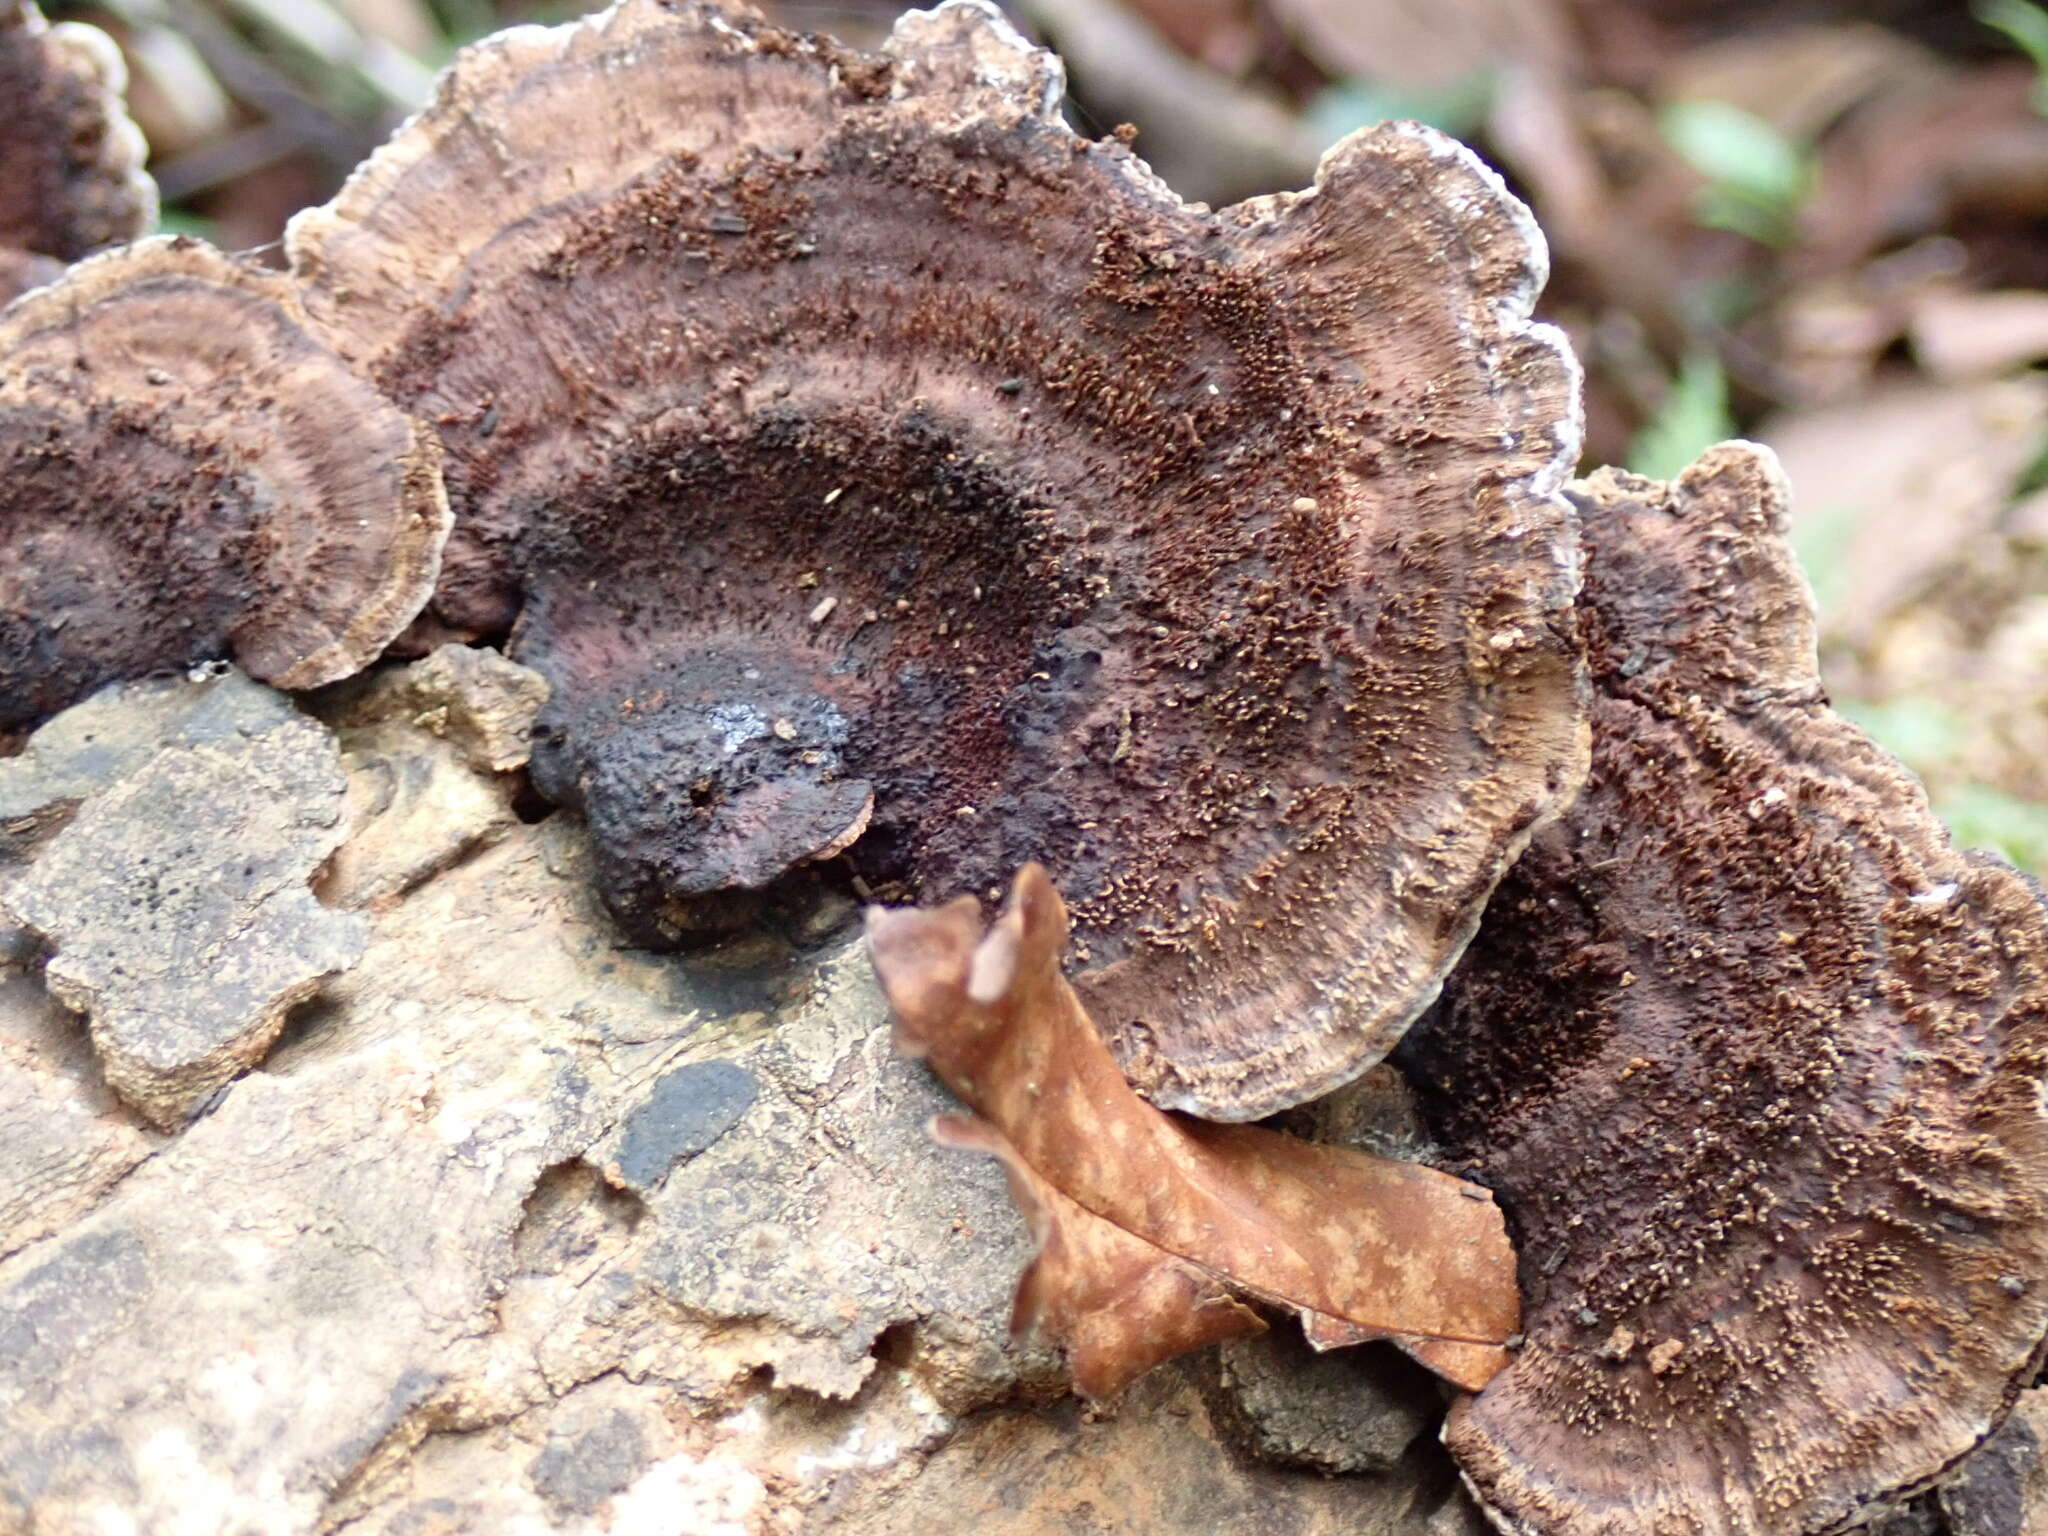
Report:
0,237,451,732
1404,442,2048,1536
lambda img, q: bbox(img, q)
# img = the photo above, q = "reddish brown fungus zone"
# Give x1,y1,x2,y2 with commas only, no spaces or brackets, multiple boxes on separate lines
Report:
479,267,1384,958
1,399,265,728
285,0,1583,1119
1400,445,2048,1536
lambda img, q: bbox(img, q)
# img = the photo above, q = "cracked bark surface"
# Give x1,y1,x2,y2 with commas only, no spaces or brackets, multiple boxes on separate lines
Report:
2,675,363,1129
0,675,1494,1534
7,671,2048,1533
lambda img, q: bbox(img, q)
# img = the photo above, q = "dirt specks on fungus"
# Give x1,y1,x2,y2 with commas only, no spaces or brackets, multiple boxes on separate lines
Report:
1403,442,2048,1536
286,0,1585,1120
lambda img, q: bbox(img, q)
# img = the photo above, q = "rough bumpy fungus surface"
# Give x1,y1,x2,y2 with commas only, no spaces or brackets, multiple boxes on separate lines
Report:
285,0,1585,1119
0,237,451,734
1400,443,2048,1536
0,1,154,303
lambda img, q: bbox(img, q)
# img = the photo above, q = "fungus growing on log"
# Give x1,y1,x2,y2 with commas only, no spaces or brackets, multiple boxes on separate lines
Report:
1400,443,2048,1536
286,0,1585,1119
867,862,1522,1398
0,236,451,733
0,0,155,304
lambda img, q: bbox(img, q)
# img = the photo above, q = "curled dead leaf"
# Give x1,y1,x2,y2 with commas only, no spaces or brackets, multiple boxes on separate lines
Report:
866,863,1520,1396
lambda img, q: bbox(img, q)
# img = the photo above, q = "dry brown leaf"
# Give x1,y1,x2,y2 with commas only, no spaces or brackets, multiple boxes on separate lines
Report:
1761,373,2048,662
1271,0,1569,89
930,1113,1266,1399
866,863,1521,1396
1909,288,2048,381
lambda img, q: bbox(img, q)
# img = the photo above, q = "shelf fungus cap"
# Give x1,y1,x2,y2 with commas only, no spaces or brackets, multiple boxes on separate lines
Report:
0,236,450,731
0,0,156,304
1403,442,2048,1536
286,0,1586,1119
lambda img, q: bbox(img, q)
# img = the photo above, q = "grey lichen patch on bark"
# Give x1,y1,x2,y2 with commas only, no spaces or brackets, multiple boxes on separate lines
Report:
1,687,364,1128
0,668,296,857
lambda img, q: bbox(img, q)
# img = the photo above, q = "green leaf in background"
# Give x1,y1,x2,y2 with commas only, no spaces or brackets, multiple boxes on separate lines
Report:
1835,696,2048,873
1627,349,1735,481
155,208,223,245
1836,696,1971,770
1306,70,1497,144
1978,0,2048,116
2015,429,2048,501
1787,499,1859,617
1929,783,2048,872
1659,99,1812,245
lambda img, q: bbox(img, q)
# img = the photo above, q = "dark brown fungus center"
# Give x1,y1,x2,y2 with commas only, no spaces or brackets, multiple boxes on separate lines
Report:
286,0,1586,1119
0,238,450,732
516,407,1085,932
1402,443,2048,1536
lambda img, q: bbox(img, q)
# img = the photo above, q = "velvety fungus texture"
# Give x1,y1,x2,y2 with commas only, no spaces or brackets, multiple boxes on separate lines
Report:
1404,443,2048,1536
286,0,1584,1118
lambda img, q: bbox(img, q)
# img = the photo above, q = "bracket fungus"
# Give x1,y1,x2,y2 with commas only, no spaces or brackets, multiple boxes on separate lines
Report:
285,0,1585,1119
1401,443,2048,1535
0,236,450,734
0,0,154,304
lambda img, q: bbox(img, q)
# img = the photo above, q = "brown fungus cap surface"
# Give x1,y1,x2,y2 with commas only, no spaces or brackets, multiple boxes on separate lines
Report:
0,237,450,730
285,0,1585,1120
0,0,154,304
1400,443,2048,1536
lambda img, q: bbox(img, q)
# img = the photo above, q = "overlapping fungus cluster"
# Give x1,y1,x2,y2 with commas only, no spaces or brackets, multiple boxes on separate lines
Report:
2,0,1584,1126
5,5,2048,1534
1401,446,2048,1534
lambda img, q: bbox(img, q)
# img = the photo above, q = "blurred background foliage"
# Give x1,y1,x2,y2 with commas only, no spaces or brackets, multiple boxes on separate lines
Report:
41,0,2048,874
